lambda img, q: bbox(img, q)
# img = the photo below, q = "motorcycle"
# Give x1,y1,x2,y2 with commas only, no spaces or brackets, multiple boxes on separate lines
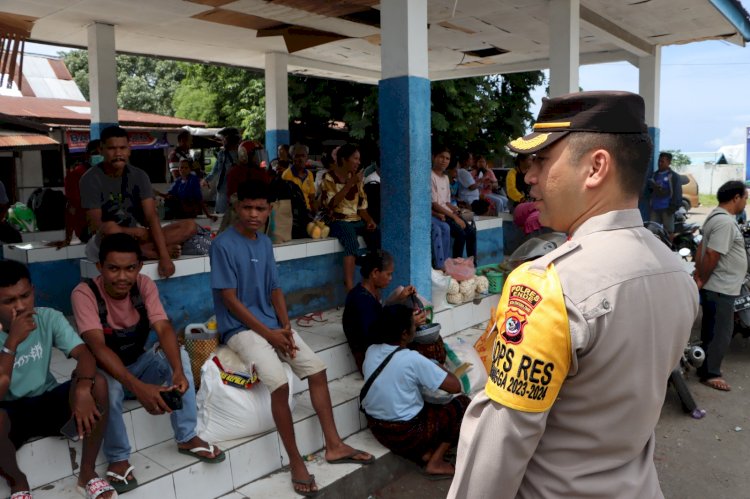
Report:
645,221,706,419
672,207,701,259
733,222,750,337
669,343,707,419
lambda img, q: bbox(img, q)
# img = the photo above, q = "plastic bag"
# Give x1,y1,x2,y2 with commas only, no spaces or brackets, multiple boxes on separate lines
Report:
196,346,294,442
444,257,476,281
444,337,488,395
474,303,499,374
431,269,451,311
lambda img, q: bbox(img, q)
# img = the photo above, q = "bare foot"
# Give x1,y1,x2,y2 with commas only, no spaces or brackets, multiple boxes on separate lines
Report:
168,244,181,259
424,460,455,476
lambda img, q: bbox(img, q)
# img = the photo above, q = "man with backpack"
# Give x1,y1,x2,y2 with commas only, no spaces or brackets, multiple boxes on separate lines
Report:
71,233,224,494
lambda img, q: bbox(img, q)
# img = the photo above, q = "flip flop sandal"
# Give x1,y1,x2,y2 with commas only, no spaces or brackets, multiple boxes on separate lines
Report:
326,449,375,465
295,311,328,328
291,474,319,497
9,491,33,499
105,466,138,494
419,469,454,481
77,477,118,499
701,378,731,391
177,444,226,463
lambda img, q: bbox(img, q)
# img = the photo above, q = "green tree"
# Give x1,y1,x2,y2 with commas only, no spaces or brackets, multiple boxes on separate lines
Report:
63,48,544,160
663,150,691,169
63,50,187,116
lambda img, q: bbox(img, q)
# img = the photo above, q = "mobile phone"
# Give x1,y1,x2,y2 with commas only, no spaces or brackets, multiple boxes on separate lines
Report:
160,389,183,411
60,405,106,441
60,417,80,441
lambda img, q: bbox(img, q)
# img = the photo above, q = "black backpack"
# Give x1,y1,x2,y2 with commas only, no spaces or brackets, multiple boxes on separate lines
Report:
28,188,67,231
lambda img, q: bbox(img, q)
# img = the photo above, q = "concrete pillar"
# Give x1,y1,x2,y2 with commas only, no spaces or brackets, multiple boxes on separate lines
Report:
639,46,662,219
265,52,290,160
87,23,118,139
548,0,580,97
379,0,431,297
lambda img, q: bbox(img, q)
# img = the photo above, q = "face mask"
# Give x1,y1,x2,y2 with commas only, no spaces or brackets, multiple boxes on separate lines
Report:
90,154,104,166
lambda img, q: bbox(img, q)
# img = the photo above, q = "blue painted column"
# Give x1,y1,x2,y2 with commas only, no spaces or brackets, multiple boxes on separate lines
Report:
265,52,290,159
639,47,662,221
379,0,432,297
87,22,118,139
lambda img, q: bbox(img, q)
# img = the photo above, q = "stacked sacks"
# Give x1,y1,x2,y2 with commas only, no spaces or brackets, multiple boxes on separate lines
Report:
446,276,489,304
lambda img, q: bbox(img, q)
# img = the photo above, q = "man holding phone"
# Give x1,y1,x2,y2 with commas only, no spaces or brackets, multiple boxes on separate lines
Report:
71,233,223,494
0,259,115,499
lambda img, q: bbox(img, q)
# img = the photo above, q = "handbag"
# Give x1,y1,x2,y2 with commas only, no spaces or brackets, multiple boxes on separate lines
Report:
359,347,404,414
458,207,474,223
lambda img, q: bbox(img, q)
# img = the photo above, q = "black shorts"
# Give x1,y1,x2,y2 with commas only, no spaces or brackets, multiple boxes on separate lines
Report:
0,381,72,449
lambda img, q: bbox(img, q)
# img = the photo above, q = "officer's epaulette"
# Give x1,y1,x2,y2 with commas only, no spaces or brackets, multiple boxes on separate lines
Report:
529,239,581,273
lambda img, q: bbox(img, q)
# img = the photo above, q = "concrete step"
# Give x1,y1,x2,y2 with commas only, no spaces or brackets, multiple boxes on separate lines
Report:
0,295,497,498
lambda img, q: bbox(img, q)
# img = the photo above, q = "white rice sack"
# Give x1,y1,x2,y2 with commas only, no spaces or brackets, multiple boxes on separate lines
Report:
462,289,476,303
448,278,460,295
447,292,463,304
475,276,490,294
459,278,476,295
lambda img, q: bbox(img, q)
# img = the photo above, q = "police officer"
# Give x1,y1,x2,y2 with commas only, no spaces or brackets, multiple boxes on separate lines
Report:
448,91,699,498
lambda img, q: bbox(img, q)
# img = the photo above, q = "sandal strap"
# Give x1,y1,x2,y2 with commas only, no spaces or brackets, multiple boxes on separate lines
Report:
82,478,116,499
106,465,135,484
182,445,214,454
10,492,33,499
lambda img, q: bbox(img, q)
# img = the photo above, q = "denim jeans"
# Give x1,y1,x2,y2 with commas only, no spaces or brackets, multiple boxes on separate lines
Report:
102,346,197,463
431,216,451,269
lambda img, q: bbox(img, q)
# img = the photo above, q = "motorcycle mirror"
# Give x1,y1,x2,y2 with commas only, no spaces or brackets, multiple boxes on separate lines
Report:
678,248,691,258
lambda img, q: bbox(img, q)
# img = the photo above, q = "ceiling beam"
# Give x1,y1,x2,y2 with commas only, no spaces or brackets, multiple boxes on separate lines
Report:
579,5,654,57
286,54,380,83
428,50,637,81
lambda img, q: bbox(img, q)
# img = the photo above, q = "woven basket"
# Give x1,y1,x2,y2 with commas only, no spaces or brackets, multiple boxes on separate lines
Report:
183,327,219,390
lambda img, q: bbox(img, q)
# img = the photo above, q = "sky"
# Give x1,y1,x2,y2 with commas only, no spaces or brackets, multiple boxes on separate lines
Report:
25,3,750,155
529,37,750,155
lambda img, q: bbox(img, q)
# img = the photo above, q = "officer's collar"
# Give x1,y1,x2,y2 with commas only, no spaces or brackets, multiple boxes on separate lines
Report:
570,209,644,240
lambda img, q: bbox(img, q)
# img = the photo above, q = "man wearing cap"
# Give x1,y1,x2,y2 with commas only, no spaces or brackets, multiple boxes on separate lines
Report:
448,91,698,498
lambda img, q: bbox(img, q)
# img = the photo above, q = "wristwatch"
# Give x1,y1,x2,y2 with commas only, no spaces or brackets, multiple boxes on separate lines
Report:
1,346,16,356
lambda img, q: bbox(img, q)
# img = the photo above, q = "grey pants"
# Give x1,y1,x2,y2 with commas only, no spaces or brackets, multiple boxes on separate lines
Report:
698,289,736,380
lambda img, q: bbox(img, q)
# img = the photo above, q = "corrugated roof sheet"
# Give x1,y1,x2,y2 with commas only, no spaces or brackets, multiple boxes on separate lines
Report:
0,133,58,149
0,95,205,127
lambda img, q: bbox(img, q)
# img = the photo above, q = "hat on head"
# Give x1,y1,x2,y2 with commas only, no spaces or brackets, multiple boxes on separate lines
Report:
509,91,647,154
217,127,240,138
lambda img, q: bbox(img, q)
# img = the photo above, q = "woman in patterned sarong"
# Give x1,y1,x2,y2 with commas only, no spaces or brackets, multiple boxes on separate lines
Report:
361,305,471,479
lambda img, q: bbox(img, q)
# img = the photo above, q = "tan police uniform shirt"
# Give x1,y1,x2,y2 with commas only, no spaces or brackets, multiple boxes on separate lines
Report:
449,209,699,499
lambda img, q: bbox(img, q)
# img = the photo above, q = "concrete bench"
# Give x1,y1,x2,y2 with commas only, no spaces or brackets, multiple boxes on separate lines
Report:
0,295,498,499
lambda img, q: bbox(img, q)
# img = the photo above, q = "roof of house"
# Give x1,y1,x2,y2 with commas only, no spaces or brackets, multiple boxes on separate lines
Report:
0,95,205,129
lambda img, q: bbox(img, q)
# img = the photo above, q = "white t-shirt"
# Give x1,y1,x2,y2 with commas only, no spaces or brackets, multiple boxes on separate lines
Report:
431,170,451,209
457,168,480,204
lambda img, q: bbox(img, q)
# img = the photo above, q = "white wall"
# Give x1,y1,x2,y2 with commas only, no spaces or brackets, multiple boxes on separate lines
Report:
680,163,745,195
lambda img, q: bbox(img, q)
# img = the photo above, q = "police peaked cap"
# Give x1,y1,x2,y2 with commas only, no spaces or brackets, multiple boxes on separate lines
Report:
509,91,648,154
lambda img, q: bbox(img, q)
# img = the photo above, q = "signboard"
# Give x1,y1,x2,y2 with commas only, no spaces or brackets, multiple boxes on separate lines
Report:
66,130,170,153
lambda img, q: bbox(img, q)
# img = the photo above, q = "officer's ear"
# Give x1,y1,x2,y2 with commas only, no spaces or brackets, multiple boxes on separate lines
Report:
583,148,613,189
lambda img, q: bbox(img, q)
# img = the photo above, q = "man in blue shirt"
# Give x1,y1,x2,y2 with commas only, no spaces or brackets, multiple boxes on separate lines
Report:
648,152,682,239
210,180,374,497
0,260,115,499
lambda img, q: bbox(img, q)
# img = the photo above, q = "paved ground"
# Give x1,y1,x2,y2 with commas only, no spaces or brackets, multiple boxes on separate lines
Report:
366,204,750,499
